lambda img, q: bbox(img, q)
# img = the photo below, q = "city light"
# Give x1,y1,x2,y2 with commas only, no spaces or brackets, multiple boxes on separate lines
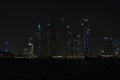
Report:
0,17,119,59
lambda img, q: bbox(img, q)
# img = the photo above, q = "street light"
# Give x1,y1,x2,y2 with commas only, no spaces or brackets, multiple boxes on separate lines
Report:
28,42,34,57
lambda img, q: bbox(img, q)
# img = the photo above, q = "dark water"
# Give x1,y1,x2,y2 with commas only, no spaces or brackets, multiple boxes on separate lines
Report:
0,58,120,80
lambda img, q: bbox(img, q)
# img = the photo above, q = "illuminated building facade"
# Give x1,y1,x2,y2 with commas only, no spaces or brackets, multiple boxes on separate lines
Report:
34,23,43,57
72,34,82,57
34,21,56,58
102,36,116,55
23,37,36,58
43,22,54,57
55,18,74,57
80,18,91,57
34,18,85,58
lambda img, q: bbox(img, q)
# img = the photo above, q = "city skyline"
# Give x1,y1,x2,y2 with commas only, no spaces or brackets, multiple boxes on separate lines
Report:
0,1,119,54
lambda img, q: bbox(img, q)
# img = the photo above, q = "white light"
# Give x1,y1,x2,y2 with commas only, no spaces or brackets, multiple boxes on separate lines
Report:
38,24,41,29
115,51,118,56
77,35,80,38
28,43,32,46
81,23,84,25
104,37,107,40
84,19,88,22
101,50,104,53
52,56,64,58
67,25,70,28
29,37,32,40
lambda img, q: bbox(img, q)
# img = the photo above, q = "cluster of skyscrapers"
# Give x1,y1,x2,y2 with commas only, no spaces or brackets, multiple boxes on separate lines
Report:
23,17,92,58
0,17,118,59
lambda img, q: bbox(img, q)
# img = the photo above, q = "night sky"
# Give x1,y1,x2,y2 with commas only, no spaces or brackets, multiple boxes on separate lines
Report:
0,1,119,54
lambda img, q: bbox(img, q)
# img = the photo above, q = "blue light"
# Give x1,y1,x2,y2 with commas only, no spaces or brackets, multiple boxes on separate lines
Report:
38,23,41,29
4,49,8,53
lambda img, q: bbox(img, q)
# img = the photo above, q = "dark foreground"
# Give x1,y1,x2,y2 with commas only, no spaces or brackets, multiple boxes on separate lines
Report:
0,58,120,80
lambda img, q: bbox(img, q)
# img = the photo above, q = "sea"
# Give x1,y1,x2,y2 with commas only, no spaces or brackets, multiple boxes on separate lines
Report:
0,58,120,80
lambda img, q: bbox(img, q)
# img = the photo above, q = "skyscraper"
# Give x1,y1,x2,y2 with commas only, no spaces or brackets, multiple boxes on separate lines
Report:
55,17,74,57
102,36,116,55
33,17,88,58
34,22,43,57
80,18,91,57
73,34,81,57
43,22,53,57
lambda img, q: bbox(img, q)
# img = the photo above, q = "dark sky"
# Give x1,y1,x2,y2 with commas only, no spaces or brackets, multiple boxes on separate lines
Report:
0,1,119,54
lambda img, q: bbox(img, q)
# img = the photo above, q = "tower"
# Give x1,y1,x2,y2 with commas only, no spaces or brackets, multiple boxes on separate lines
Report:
28,37,34,57
55,17,68,57
43,22,53,57
55,17,66,56
65,25,73,56
53,17,74,57
73,34,81,57
34,22,42,57
80,18,91,57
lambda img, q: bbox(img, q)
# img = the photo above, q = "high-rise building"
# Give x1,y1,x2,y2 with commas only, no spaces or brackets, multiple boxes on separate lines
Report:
65,25,73,56
34,21,57,58
43,22,54,57
102,36,116,55
33,17,84,58
73,34,81,57
34,22,43,57
80,18,91,57
23,37,35,58
55,17,73,57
